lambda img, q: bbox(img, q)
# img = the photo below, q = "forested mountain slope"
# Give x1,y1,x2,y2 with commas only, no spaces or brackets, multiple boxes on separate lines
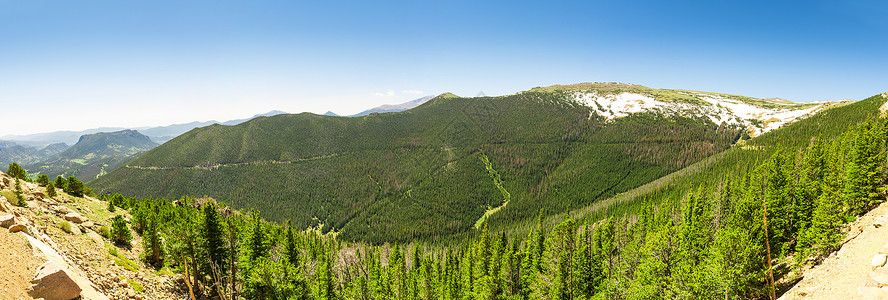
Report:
90,83,824,243
26,130,158,180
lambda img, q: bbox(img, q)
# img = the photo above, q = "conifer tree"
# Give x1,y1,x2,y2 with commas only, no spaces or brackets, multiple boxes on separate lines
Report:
709,186,768,299
143,212,164,267
844,119,885,215
285,219,301,267
37,174,50,186
247,211,268,262
111,215,132,246
763,150,795,256
13,178,26,206
546,218,575,300
54,175,66,191
65,176,84,197
796,136,826,234
6,163,26,180
202,202,227,284
45,181,57,198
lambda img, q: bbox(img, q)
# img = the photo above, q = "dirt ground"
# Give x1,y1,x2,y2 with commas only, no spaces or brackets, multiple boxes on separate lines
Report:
0,227,42,300
780,201,888,299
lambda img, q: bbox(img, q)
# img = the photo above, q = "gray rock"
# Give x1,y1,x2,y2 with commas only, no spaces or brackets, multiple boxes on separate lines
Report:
28,261,82,300
0,214,13,228
53,205,72,214
64,212,88,224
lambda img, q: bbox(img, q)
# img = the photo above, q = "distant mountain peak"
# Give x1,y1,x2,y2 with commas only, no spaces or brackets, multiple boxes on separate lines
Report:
323,111,339,117
349,95,434,117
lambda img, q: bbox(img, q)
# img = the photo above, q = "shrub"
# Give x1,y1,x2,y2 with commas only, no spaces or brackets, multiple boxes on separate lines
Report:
60,221,72,234
98,225,111,238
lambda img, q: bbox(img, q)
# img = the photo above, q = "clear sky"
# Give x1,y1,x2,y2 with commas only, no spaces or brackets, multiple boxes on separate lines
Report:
1,0,886,136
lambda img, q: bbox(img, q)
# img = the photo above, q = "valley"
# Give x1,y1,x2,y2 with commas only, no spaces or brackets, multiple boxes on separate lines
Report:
2,85,887,300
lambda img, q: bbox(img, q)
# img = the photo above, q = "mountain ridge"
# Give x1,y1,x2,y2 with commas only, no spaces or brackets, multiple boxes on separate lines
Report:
90,82,827,242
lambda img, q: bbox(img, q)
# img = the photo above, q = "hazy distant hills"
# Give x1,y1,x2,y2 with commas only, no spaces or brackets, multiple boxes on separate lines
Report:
25,130,158,180
0,110,290,146
321,96,435,117
90,82,829,243
0,142,69,166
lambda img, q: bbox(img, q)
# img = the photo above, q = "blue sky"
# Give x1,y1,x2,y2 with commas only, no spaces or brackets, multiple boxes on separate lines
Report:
1,0,886,136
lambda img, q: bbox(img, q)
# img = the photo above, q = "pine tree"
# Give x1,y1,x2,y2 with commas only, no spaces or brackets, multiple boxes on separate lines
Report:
13,178,26,206
844,119,885,215
709,185,768,299
45,181,57,198
37,174,50,186
54,176,66,192
315,258,337,300
6,163,27,180
796,136,826,235
65,176,84,197
246,211,268,262
285,219,301,267
546,218,575,300
202,202,227,285
111,215,132,246
763,150,795,256
143,212,164,267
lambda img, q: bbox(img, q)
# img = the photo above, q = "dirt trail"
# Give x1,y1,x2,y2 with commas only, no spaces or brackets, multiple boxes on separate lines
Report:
781,201,888,299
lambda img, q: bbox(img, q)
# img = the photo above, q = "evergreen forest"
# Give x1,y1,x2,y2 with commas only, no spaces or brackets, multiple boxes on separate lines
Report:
91,93,888,299
90,86,749,243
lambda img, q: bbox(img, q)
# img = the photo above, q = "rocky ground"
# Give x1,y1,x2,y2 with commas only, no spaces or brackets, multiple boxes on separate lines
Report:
780,201,888,299
0,170,188,300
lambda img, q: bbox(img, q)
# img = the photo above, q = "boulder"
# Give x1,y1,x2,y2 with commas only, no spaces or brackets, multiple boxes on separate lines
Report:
0,214,14,228
82,221,94,228
64,212,88,224
875,254,888,270
70,225,82,235
866,270,888,287
9,223,26,233
0,196,12,213
28,261,82,300
53,205,73,214
859,286,888,300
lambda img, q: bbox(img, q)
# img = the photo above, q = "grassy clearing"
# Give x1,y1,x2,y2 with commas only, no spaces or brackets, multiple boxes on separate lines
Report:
108,246,139,272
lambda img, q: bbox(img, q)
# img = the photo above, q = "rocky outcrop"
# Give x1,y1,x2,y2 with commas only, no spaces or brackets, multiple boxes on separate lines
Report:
27,261,82,300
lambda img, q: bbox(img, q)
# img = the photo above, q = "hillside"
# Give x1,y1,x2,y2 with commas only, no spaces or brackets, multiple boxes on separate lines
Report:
0,142,69,167
0,170,186,299
90,83,826,243
27,130,158,180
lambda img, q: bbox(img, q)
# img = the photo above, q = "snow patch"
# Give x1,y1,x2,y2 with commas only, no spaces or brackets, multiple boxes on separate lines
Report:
573,91,825,137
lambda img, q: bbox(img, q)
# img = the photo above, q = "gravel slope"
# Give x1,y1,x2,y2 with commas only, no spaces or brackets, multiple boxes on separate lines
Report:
780,201,888,299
